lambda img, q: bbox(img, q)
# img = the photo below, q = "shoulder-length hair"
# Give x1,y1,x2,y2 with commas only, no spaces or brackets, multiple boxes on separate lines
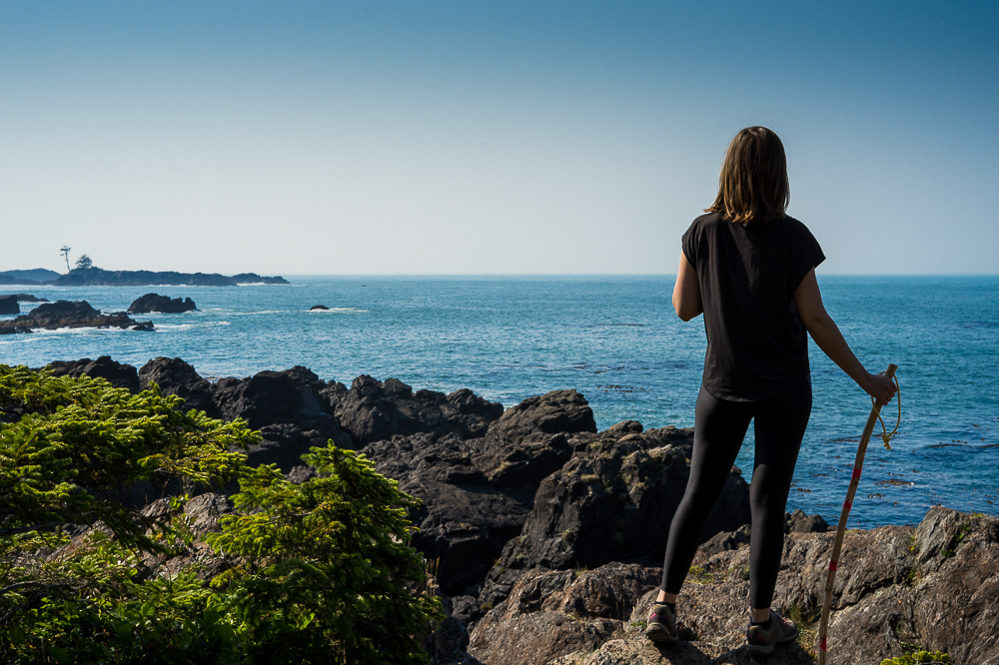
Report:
706,126,789,224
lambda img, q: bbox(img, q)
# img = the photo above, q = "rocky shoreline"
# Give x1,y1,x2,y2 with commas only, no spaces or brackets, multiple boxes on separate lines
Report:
32,357,999,664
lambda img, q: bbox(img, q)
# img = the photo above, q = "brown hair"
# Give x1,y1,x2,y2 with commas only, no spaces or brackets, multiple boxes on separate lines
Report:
706,126,789,224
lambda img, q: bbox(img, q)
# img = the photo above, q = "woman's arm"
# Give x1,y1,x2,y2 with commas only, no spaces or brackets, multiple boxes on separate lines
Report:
793,269,896,404
672,252,702,321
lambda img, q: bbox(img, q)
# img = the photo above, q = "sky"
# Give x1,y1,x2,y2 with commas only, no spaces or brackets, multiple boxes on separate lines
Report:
2,1,997,275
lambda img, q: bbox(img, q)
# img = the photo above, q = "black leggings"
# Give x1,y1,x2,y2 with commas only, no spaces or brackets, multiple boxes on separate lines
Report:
660,379,811,608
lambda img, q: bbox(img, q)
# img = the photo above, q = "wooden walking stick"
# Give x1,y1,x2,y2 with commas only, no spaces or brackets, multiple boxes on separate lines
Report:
818,363,898,664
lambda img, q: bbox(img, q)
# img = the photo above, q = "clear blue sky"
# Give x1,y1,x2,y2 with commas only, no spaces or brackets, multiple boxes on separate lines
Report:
2,1,996,275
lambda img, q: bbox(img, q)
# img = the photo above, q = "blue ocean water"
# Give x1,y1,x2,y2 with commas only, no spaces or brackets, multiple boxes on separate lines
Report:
2,275,997,528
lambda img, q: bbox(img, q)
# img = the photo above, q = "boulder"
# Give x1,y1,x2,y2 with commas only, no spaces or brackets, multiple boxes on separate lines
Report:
485,389,596,444
0,295,18,314
0,300,153,333
329,375,503,446
786,509,829,533
212,366,332,431
209,367,352,471
139,357,219,416
127,293,197,314
251,423,352,472
46,356,141,393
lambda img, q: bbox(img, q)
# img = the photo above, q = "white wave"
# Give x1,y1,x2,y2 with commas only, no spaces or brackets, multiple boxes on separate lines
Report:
29,326,134,336
308,307,369,313
153,323,196,331
227,310,284,316
155,321,230,330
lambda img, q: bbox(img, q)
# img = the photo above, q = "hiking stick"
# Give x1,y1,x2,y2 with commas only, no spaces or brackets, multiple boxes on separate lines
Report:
817,363,897,665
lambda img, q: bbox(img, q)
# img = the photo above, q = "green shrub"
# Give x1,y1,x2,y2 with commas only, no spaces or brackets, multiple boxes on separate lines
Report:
880,649,951,664
0,365,440,664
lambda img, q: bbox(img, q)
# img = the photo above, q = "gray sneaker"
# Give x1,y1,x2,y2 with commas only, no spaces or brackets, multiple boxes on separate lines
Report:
644,602,677,644
746,610,798,655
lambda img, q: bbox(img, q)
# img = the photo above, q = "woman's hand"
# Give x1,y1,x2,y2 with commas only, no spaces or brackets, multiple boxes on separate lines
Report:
861,371,897,406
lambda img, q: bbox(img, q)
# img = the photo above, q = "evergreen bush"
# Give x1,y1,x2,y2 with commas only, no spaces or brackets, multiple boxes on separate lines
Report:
0,365,440,664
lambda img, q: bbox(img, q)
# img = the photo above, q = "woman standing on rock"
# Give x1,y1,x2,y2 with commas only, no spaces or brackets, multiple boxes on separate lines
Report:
645,126,896,655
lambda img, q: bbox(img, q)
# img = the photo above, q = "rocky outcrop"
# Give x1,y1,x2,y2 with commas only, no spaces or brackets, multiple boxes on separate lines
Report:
466,507,999,665
9,357,997,664
309,304,329,310
139,357,220,417
469,563,661,665
477,423,750,613
47,356,141,392
329,376,504,446
127,293,197,313
0,293,49,313
0,300,153,333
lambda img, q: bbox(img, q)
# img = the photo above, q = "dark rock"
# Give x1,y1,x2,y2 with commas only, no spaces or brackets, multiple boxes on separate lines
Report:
309,304,329,310
698,524,751,556
786,508,829,533
330,375,503,446
0,300,152,333
251,423,351,472
480,433,573,489
449,595,481,626
485,389,596,444
139,357,218,416
359,390,607,597
46,356,140,392
0,295,18,314
479,426,750,609
127,293,197,314
12,294,48,302
212,366,332,431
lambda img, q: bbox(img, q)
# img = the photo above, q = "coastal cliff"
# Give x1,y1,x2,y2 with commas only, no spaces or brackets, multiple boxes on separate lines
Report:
27,357,999,664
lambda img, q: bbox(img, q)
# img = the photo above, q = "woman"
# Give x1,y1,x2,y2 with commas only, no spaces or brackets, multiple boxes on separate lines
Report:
644,127,896,655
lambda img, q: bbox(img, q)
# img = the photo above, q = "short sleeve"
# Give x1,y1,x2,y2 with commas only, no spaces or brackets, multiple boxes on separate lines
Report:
681,220,699,267
789,220,825,291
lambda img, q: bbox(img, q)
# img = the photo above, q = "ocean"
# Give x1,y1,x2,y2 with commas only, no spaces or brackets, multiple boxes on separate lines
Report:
2,275,997,529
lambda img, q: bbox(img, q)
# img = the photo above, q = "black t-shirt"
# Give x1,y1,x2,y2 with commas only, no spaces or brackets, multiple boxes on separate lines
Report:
681,212,825,401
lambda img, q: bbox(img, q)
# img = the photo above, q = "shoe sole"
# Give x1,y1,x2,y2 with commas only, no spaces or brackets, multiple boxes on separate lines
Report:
644,625,677,645
746,631,797,656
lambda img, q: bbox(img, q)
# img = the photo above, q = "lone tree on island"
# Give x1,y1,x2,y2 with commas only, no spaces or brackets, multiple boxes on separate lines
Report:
74,254,93,270
59,245,71,272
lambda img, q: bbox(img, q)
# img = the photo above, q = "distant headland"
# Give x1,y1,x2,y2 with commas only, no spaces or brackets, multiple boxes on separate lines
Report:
0,267,288,286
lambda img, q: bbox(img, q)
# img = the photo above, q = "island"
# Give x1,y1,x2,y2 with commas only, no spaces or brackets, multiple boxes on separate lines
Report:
0,267,287,286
